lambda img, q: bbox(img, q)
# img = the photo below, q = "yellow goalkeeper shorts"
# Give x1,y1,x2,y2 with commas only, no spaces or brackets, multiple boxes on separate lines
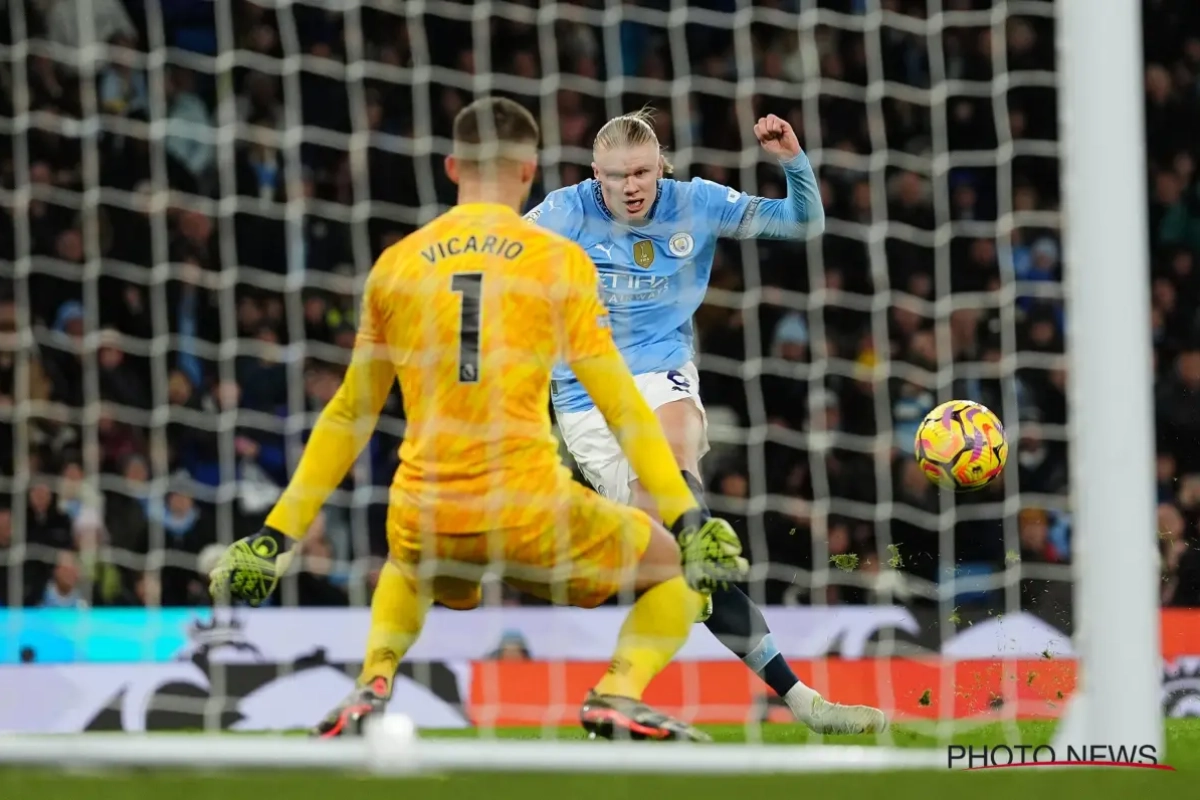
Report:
388,481,653,610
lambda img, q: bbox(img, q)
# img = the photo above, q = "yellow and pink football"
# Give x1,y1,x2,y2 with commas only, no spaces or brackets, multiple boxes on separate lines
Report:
913,400,1008,491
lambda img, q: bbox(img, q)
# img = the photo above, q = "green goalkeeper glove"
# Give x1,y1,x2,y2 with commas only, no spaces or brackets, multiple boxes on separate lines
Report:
208,527,295,607
673,513,749,594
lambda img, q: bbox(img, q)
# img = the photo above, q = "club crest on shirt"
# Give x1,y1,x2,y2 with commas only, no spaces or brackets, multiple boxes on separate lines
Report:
668,232,694,257
633,240,655,268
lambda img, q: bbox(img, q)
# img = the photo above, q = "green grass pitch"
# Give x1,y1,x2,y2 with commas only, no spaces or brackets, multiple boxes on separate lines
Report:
2,720,1197,800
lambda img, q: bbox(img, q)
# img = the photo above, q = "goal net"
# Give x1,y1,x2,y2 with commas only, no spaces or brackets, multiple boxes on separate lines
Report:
0,0,1164,773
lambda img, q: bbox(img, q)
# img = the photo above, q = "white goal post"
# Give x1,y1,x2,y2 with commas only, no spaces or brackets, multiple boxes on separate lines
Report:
1051,0,1161,754
0,0,1165,774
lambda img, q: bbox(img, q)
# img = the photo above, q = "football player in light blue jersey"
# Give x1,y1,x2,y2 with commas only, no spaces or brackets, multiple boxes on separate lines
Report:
525,110,888,735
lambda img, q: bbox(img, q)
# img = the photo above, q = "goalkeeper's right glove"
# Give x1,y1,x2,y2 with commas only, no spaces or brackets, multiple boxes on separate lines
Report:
208,526,295,607
672,511,749,594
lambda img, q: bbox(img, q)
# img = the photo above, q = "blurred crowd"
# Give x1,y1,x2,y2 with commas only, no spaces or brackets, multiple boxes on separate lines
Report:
0,0,1197,612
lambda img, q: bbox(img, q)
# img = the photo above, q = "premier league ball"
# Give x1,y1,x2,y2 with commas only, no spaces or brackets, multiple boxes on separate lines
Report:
914,400,1008,491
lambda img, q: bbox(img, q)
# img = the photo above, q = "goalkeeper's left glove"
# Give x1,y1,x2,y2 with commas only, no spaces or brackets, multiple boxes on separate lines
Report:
208,526,295,607
672,511,749,594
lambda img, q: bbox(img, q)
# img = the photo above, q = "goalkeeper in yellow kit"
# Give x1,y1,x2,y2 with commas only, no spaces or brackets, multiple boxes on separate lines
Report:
208,97,747,742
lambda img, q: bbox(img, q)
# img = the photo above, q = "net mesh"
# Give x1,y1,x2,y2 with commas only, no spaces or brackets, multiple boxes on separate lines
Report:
0,0,1087,738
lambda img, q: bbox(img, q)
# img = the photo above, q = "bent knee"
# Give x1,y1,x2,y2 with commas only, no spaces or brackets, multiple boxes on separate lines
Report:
431,576,482,610
571,592,608,610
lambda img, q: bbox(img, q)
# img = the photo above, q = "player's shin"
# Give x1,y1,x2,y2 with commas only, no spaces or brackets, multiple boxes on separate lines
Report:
313,562,428,738
703,587,807,699
592,575,703,700
680,470,803,698
681,471,888,733
359,560,429,694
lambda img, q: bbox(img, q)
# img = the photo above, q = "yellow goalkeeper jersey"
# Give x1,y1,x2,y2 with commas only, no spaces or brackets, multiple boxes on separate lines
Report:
267,202,617,534
374,202,619,532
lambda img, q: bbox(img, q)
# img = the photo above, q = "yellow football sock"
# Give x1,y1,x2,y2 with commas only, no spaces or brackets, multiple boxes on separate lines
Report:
593,575,704,700
359,560,430,693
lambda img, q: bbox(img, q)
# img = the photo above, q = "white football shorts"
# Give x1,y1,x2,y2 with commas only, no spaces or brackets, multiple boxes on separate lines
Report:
556,361,708,505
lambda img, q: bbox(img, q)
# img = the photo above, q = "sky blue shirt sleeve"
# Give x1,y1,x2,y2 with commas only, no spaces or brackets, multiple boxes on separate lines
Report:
700,150,825,241
523,187,582,238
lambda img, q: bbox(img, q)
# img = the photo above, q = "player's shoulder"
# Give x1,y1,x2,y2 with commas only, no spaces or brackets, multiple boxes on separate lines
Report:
523,182,599,241
510,202,582,252
523,183,587,223
675,175,744,206
364,211,469,286
365,235,411,280
368,219,438,273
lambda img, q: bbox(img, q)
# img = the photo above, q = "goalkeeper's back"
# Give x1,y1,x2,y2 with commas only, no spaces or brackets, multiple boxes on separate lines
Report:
364,204,615,533
249,97,698,556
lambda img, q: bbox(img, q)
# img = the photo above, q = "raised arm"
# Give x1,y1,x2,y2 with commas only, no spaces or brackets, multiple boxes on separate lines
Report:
705,114,825,241
734,149,824,240
523,186,583,238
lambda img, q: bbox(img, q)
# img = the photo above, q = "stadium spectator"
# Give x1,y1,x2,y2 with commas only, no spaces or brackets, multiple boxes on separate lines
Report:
40,549,86,609
0,0,1194,615
153,487,216,606
487,631,533,661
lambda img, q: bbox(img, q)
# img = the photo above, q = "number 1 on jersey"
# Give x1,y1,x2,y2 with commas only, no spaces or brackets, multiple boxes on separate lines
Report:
451,272,483,383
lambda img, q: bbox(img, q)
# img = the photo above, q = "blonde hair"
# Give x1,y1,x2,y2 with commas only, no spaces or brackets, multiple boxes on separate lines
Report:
593,106,675,175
